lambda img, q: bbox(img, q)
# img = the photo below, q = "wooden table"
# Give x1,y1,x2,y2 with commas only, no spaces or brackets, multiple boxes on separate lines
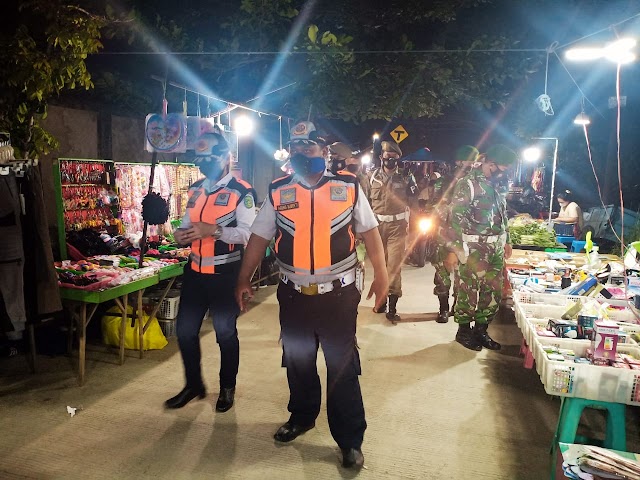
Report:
59,263,184,386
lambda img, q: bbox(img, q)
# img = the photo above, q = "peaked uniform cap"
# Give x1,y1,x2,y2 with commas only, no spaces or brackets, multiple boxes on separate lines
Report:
288,121,325,145
381,141,402,156
328,142,353,159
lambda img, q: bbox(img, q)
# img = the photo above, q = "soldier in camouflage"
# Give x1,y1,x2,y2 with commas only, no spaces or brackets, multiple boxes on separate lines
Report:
444,145,517,351
431,146,480,324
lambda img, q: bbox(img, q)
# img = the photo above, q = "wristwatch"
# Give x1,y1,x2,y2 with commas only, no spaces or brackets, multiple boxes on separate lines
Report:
213,225,223,239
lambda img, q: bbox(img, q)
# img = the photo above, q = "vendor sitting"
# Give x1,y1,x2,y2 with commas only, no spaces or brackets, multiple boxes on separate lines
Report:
556,190,584,238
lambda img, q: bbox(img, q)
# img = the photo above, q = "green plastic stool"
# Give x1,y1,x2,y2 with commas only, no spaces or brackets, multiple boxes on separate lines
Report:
550,398,626,480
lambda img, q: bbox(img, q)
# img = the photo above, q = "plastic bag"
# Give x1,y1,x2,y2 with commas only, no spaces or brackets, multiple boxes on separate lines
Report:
101,305,168,350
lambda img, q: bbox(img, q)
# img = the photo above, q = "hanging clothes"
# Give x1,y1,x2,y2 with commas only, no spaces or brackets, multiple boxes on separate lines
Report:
0,172,26,333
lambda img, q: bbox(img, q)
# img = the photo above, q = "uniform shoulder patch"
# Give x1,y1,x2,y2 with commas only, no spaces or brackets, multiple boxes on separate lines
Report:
244,195,254,209
187,189,203,208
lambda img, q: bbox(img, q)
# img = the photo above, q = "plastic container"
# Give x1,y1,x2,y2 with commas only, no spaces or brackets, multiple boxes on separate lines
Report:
159,295,180,320
158,318,176,338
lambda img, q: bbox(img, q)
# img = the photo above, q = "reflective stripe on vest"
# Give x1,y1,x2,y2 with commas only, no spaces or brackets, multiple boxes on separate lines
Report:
187,180,248,274
269,175,357,276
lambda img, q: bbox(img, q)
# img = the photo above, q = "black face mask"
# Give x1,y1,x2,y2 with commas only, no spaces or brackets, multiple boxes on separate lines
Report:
197,157,226,179
383,158,398,170
329,158,347,174
290,152,326,176
346,164,359,174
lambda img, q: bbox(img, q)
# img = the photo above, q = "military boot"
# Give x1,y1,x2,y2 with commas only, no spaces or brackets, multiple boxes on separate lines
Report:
474,323,501,350
455,323,482,351
386,294,401,322
449,294,457,317
373,301,387,314
436,295,449,323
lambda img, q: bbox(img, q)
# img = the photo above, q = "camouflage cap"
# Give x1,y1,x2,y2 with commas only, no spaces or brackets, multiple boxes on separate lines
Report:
328,142,353,159
454,145,479,163
381,140,402,157
485,144,518,166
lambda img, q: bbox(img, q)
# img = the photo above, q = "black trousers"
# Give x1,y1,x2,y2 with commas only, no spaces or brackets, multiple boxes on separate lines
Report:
277,282,366,449
176,266,240,389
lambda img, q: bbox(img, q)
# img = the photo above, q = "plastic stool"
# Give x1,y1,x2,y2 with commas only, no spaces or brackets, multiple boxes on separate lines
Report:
550,398,626,479
570,240,597,253
519,338,535,369
554,397,626,450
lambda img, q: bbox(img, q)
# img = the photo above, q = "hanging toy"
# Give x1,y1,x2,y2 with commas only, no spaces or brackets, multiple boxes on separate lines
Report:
535,43,558,116
141,192,170,225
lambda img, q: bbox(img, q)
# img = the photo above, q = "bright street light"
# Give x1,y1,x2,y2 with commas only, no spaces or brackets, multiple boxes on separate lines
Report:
566,37,636,64
234,115,254,137
522,147,542,163
361,154,372,165
573,112,591,126
372,133,379,141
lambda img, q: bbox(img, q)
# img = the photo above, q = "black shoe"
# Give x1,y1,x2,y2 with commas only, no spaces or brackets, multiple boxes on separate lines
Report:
215,387,235,412
474,323,501,350
455,324,482,351
374,303,387,314
164,385,206,409
386,311,401,322
273,421,315,442
341,448,364,469
448,310,455,317
436,311,449,323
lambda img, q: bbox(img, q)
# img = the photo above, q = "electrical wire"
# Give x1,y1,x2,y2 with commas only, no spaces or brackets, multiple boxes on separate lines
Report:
552,52,606,119
582,124,622,244
99,47,547,56
615,63,629,296
555,12,640,50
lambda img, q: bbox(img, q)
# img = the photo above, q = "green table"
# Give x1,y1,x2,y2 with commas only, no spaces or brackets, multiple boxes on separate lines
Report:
60,264,185,386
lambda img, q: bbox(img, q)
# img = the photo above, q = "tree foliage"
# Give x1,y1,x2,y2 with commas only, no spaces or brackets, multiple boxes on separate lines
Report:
0,0,130,158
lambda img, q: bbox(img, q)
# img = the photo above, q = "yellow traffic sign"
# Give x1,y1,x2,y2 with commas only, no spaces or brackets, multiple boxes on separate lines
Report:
391,125,409,143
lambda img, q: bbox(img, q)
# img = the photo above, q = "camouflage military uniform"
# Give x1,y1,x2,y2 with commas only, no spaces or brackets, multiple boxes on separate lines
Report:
447,167,509,327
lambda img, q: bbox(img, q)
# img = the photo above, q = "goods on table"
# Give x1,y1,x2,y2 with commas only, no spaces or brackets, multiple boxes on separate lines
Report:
509,216,558,248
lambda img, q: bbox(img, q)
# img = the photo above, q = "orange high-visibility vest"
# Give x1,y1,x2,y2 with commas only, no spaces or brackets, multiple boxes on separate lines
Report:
187,177,255,274
269,173,358,276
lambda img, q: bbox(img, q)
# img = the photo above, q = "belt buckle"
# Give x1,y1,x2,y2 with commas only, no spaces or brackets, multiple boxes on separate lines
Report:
300,284,319,295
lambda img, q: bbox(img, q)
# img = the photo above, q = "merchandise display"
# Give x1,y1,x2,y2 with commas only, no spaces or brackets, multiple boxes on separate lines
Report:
115,163,200,237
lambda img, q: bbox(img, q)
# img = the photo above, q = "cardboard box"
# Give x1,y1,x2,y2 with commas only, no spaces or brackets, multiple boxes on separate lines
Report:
593,320,619,360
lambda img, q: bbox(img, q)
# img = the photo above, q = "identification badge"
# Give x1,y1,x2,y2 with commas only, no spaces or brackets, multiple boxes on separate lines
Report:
186,190,202,208
280,188,297,204
215,192,230,206
244,195,254,209
330,186,347,201
277,202,299,211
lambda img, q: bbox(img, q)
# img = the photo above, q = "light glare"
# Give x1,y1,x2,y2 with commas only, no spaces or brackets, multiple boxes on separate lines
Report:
361,154,372,165
523,147,542,163
234,115,254,137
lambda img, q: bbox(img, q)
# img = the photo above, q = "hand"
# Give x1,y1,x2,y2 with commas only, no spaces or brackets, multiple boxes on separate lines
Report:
173,228,190,245
444,252,458,272
235,280,254,313
181,223,218,244
367,275,389,313
504,243,513,259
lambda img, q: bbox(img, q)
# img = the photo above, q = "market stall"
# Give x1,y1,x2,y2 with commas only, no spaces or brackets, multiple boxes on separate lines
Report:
507,238,640,478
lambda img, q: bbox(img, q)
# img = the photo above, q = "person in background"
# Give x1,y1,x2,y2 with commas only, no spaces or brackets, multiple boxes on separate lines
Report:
327,142,352,175
234,121,388,470
165,132,257,412
366,140,418,322
432,146,480,323
444,144,517,351
556,190,584,238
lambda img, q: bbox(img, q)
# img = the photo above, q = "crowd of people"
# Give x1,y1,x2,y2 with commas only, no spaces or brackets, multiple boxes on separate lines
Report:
164,121,519,470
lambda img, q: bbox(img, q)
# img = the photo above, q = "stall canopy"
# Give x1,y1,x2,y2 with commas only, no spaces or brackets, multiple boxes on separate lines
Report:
403,147,434,162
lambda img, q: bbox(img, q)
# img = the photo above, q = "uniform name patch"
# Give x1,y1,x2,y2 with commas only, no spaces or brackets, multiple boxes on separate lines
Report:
277,202,299,211
280,188,297,204
215,193,230,206
186,190,202,208
244,195,254,209
330,186,347,201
